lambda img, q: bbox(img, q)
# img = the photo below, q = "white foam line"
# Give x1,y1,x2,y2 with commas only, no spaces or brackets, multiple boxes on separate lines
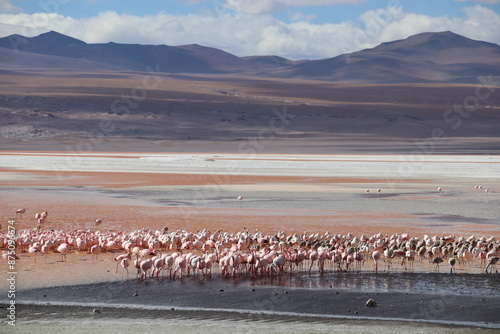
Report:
9,299,500,329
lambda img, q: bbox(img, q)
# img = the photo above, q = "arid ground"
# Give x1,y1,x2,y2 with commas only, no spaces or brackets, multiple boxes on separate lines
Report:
1,70,499,153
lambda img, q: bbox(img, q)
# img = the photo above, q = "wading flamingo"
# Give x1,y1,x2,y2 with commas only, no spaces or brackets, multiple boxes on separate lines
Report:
372,250,382,273
16,208,26,218
485,256,499,274
90,244,101,261
57,243,69,262
448,257,456,274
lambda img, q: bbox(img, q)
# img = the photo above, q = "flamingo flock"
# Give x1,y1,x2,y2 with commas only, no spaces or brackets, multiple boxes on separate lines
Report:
2,225,498,280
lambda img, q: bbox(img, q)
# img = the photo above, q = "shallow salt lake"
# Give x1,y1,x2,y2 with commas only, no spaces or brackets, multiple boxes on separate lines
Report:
0,152,499,292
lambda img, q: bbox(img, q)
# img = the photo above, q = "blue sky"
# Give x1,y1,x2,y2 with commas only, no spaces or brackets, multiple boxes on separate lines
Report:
12,0,497,21
1,0,500,59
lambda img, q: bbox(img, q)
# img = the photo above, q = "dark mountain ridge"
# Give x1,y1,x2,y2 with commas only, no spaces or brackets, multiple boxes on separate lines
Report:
1,30,499,83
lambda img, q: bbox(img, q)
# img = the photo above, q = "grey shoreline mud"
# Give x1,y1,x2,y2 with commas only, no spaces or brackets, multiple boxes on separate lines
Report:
5,272,500,329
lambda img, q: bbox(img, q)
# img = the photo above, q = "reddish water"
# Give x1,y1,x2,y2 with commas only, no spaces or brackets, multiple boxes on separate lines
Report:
1,153,499,292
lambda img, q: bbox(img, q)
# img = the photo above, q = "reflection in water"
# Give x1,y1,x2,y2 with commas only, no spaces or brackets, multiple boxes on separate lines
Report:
248,272,500,296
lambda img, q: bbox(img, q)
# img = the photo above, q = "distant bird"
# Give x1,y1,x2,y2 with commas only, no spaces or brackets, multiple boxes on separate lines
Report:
94,219,102,229
485,256,499,274
437,187,442,193
372,250,382,273
448,257,456,274
433,257,444,271
16,208,26,218
237,196,243,201
365,189,370,193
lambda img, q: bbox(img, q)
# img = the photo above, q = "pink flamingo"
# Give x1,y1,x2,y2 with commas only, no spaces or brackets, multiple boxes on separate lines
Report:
271,254,286,275
173,254,187,280
90,244,101,261
162,254,175,277
372,250,381,273
40,243,49,262
140,258,153,280
152,256,166,278
308,250,319,274
29,245,40,263
120,257,131,274
57,243,69,261
115,252,132,273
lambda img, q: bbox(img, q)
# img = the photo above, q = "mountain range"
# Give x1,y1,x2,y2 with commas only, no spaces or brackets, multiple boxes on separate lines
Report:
1,30,499,83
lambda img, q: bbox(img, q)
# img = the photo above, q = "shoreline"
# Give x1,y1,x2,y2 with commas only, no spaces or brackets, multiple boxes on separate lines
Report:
4,273,499,329
4,300,500,330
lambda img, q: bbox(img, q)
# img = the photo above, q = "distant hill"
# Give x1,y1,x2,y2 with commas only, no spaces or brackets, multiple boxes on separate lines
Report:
0,31,291,74
273,31,500,83
1,30,499,83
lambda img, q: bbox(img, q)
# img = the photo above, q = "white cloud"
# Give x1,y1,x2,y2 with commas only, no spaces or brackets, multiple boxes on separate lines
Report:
0,5,499,60
0,0,21,13
289,11,316,22
224,0,364,14
454,0,500,4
